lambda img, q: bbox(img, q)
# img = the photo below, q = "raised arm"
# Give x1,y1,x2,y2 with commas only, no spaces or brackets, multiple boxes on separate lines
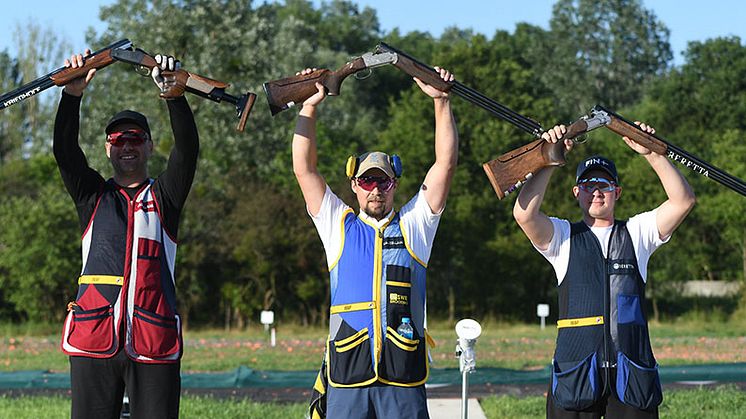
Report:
621,122,696,239
416,67,458,214
53,50,105,232
292,69,328,216
153,55,200,213
513,125,573,250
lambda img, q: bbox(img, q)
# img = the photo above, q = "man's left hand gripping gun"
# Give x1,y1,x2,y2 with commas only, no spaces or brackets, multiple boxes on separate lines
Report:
112,48,256,132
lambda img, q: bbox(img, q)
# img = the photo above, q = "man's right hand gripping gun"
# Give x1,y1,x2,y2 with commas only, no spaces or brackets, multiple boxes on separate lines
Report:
112,48,256,132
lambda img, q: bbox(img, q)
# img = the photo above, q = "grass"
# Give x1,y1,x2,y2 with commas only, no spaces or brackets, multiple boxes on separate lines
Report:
480,385,746,418
2,318,744,373
0,395,306,419
1,386,744,418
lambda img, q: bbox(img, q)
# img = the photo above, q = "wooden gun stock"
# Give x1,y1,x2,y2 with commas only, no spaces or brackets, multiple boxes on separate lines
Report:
482,118,593,199
50,48,121,85
1,39,131,111
605,117,667,155
111,48,256,132
262,58,366,116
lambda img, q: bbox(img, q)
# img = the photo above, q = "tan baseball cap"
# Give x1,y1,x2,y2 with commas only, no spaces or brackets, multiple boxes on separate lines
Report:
354,151,395,178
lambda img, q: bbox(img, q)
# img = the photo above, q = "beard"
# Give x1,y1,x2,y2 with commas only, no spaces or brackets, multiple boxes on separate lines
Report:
364,199,389,220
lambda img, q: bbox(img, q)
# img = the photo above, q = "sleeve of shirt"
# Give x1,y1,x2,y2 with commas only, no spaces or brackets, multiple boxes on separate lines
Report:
52,91,105,233
534,217,571,285
626,208,669,282
153,96,199,238
309,185,352,269
398,188,442,266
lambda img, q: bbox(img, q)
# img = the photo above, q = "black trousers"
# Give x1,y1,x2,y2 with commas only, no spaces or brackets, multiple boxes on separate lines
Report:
70,350,180,419
546,368,659,419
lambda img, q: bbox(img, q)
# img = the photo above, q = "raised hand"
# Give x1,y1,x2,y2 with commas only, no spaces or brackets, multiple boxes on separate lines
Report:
63,49,96,97
413,66,453,99
622,121,656,155
151,54,184,98
541,124,574,153
297,68,326,108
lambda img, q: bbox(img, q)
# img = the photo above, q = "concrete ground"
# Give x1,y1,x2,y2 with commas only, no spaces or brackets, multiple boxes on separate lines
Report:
428,398,486,419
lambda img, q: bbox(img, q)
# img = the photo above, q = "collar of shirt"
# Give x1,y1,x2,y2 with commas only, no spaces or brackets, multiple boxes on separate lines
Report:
359,208,396,229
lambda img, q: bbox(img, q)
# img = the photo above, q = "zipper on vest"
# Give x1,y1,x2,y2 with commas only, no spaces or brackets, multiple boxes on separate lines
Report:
119,189,138,352
601,222,618,395
372,226,384,371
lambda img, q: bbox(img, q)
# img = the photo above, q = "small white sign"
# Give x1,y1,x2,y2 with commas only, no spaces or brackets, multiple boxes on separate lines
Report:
260,310,275,325
537,304,549,318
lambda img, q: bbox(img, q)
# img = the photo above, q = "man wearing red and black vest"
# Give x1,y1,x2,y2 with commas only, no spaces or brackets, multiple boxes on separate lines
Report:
513,123,696,418
54,50,198,419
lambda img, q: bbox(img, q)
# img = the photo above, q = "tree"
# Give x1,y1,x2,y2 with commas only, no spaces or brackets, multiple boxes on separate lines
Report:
536,0,672,114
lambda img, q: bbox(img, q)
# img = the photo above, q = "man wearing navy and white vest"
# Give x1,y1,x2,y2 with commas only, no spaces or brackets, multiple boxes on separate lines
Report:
513,123,695,418
54,50,197,419
293,67,458,419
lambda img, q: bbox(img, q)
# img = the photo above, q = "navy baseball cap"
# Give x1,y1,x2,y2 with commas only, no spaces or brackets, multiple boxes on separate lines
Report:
105,110,151,136
576,155,619,184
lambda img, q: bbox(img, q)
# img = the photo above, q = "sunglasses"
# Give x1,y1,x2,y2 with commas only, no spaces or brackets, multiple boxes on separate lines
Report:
356,176,395,192
577,177,617,193
106,129,149,147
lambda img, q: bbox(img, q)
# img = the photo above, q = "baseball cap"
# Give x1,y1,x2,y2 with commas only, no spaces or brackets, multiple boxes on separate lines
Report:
576,155,619,184
354,151,396,178
105,110,151,136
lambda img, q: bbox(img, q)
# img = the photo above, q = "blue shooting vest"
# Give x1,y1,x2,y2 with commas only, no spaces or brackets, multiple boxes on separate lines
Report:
550,220,662,411
326,210,429,387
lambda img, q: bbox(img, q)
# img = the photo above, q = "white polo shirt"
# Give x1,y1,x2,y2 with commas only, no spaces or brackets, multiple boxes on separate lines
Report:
536,209,669,285
310,185,442,269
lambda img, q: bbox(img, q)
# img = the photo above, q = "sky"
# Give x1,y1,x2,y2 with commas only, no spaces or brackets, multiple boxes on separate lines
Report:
1,0,745,67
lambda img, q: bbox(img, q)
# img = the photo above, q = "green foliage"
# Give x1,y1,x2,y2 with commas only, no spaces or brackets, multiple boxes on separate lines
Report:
0,157,79,322
536,0,672,114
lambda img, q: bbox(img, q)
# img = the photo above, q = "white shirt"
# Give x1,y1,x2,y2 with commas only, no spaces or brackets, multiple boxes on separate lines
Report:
536,209,669,285
310,185,442,269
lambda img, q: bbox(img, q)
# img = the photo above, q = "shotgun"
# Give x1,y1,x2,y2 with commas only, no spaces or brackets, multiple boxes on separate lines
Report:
111,48,256,132
0,39,132,111
482,105,746,199
263,42,543,135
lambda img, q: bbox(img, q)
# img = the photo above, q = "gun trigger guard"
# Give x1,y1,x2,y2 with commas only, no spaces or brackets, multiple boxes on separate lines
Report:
573,135,589,144
134,65,151,77
354,68,372,80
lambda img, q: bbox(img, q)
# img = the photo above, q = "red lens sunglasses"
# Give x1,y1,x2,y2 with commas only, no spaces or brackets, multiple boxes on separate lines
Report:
356,176,395,192
106,129,149,147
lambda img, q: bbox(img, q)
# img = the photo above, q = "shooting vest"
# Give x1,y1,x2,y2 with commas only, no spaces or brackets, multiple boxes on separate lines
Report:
326,210,429,387
61,179,182,363
550,221,662,411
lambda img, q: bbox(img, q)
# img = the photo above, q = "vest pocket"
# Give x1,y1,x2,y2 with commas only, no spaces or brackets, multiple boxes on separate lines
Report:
379,326,426,384
616,352,662,410
618,294,645,325
134,238,165,311
131,305,180,358
551,352,601,410
385,265,412,331
68,304,115,353
328,325,375,386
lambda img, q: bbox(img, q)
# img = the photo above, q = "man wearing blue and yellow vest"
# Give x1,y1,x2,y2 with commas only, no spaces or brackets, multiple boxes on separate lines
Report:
293,66,458,419
55,51,197,419
513,123,696,418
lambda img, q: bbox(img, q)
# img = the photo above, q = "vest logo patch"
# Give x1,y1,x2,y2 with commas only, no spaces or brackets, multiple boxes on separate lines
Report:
389,293,408,305
135,200,157,213
383,236,405,249
610,260,637,274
